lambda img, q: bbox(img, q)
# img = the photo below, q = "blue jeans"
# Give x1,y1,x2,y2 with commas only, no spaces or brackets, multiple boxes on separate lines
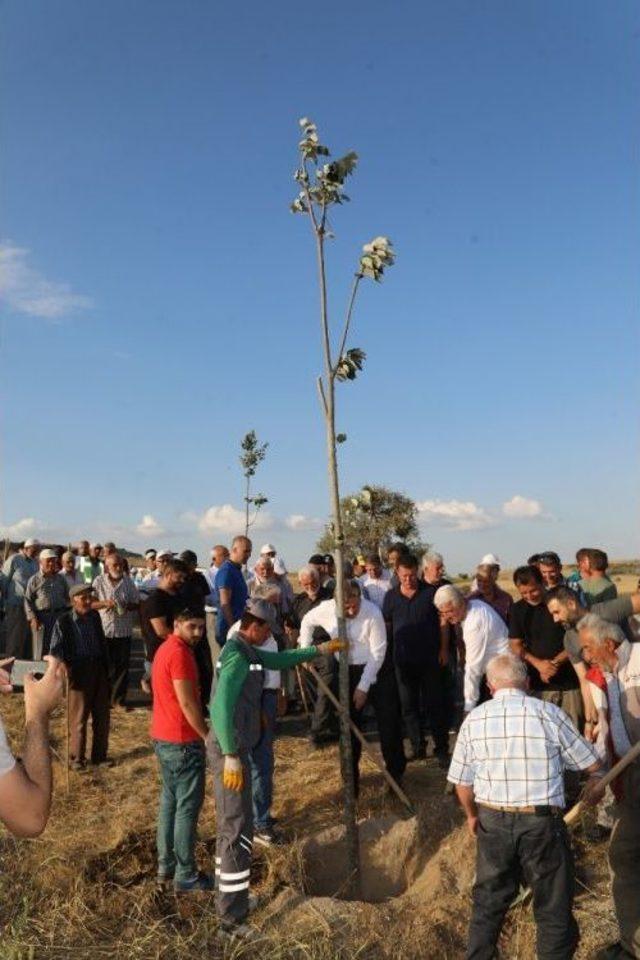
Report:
249,690,277,831
154,739,205,883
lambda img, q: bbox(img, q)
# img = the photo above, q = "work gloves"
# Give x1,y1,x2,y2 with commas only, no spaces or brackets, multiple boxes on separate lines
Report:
223,755,244,792
317,639,348,655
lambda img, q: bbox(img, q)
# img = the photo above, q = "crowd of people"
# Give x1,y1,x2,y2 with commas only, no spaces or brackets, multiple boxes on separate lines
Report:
0,536,638,957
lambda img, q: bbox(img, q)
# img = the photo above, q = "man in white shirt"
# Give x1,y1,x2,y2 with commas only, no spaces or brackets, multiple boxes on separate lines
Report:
579,615,640,960
298,579,405,793
359,553,392,611
434,584,509,714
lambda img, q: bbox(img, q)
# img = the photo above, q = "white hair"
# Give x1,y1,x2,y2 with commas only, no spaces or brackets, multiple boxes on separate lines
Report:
577,613,625,647
486,654,528,689
433,584,464,610
298,564,320,584
422,551,444,568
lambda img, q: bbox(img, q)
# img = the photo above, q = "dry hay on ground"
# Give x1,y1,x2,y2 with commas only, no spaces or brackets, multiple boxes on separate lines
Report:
0,696,619,959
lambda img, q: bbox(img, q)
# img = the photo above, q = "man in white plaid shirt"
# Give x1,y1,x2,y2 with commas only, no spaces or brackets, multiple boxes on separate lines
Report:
448,653,602,960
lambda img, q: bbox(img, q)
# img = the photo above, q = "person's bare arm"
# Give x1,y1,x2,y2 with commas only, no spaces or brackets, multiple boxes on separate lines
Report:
150,617,171,639
510,637,557,683
173,679,208,739
455,784,478,837
572,660,597,731
218,588,234,628
0,657,64,837
438,621,450,667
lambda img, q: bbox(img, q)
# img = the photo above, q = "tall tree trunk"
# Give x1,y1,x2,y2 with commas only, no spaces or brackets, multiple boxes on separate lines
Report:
244,475,250,539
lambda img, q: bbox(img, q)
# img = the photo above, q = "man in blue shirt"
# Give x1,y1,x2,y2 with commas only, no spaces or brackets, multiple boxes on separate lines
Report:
215,537,252,646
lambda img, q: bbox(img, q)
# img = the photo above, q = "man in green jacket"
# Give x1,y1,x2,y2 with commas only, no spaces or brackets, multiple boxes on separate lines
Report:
209,597,345,940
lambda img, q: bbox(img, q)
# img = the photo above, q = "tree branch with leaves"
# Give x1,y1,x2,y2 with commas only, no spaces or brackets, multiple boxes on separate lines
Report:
239,430,269,539
291,117,395,897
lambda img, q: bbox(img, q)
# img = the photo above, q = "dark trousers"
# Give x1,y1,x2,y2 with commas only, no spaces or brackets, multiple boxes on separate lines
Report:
194,639,213,712
395,660,449,755
250,689,277,830
107,637,131,705
68,659,111,764
4,605,31,658
210,738,253,926
310,651,338,738
467,807,578,960
348,664,406,795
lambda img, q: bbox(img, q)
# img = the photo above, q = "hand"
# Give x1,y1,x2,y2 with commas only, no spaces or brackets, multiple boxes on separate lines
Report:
583,720,597,743
223,755,244,792
30,618,42,631
466,815,478,838
105,599,117,610
24,656,65,722
318,638,348,656
353,688,367,711
537,659,559,684
0,657,15,694
582,775,606,807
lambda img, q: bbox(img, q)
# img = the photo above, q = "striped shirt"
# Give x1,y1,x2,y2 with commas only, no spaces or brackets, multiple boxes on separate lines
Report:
93,573,139,638
447,688,598,807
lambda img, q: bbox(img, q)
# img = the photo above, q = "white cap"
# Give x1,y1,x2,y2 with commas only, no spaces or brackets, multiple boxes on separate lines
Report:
156,548,175,560
260,543,277,555
23,538,41,548
480,553,501,567
144,549,157,558
89,542,102,550
40,548,58,560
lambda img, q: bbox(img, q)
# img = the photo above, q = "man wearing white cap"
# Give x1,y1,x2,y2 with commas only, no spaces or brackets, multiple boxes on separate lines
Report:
2,540,41,658
24,550,70,658
259,544,287,577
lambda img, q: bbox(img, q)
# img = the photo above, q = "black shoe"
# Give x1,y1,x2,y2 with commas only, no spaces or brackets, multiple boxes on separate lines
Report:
254,827,285,847
435,751,450,770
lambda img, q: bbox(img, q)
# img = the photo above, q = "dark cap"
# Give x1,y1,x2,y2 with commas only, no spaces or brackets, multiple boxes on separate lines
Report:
70,583,93,599
538,551,562,566
179,549,198,565
308,554,325,565
245,597,278,632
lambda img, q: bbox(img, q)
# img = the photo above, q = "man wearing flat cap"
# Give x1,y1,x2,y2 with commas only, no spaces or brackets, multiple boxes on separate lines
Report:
50,584,111,770
24,549,70,658
2,539,41,658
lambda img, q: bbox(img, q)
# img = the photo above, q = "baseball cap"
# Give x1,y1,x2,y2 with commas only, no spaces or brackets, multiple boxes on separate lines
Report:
144,549,157,559
70,583,93,599
24,538,41,548
156,548,175,560
39,548,58,561
480,553,500,567
245,597,278,632
179,549,198,565
308,554,324,565
260,543,277,555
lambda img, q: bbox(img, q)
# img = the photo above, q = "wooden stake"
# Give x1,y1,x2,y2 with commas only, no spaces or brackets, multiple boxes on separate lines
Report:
65,674,70,794
307,664,415,815
295,666,311,718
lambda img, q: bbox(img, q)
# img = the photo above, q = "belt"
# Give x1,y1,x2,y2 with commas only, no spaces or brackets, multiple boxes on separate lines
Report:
479,802,563,816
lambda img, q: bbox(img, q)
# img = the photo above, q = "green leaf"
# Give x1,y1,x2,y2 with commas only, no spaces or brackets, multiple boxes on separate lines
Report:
336,433,347,444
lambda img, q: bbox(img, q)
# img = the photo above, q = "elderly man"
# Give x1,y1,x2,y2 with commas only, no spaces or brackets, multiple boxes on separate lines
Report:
259,543,288,577
299,579,406,793
360,553,392,610
579,614,640,960
60,551,83,589
434,584,509,715
286,565,334,746
215,536,252,646
24,549,70,658
3,539,41,658
93,554,140,707
383,554,449,765
448,653,602,960
421,551,448,596
509,566,583,731
50,584,111,769
468,563,512,625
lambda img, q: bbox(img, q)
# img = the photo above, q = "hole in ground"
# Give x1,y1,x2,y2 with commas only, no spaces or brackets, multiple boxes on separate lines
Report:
302,815,421,903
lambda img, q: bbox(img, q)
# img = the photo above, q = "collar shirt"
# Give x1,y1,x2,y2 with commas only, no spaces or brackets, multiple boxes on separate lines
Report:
24,572,69,619
462,599,509,712
298,597,386,693
2,553,39,606
467,585,512,625
447,688,599,807
359,573,392,610
93,573,139,638
589,641,640,759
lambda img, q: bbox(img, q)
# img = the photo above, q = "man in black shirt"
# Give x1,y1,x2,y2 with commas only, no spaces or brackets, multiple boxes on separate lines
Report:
285,564,334,745
177,550,213,709
383,555,449,765
140,558,188,692
508,565,583,731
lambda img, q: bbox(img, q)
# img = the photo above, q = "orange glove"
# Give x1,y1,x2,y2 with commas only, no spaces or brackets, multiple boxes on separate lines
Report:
223,755,244,792
317,639,348,655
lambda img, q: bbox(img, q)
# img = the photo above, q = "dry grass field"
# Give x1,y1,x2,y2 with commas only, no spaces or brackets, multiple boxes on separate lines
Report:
0,685,620,960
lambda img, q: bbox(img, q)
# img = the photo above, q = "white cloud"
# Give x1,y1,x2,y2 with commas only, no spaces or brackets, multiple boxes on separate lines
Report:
416,499,495,532
197,504,274,535
502,495,543,519
0,240,92,320
285,514,323,531
0,517,39,540
135,514,164,537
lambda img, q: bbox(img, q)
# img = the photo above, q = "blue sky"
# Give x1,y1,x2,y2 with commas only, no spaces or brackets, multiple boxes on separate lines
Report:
1,0,638,572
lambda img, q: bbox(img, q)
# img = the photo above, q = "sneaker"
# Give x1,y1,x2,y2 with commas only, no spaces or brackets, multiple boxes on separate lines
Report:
155,873,174,893
253,827,285,847
217,921,261,944
174,871,214,893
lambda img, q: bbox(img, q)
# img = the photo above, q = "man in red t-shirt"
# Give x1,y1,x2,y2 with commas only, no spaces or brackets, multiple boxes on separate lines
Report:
151,607,212,893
